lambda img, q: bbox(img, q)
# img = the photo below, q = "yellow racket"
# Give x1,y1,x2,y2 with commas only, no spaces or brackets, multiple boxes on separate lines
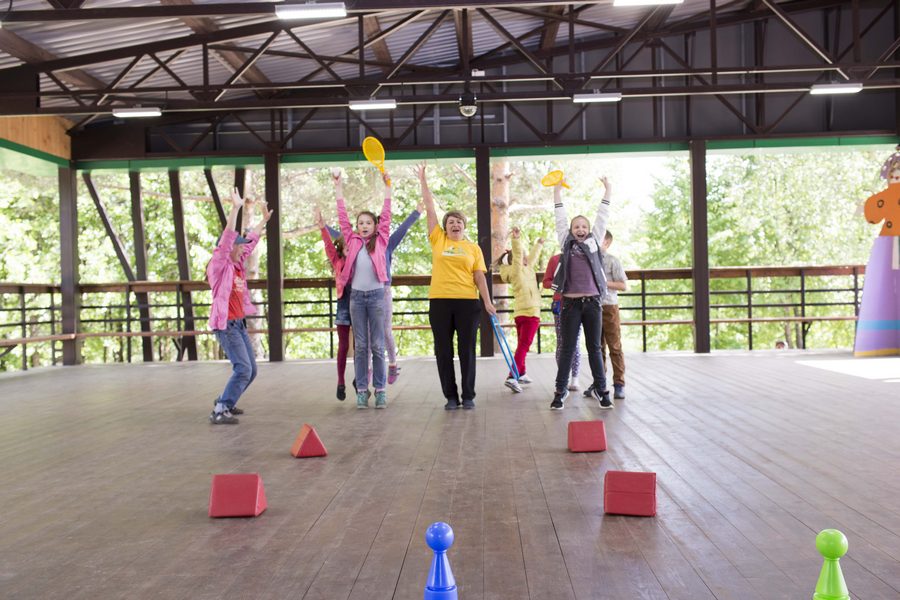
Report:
362,136,390,185
541,169,571,189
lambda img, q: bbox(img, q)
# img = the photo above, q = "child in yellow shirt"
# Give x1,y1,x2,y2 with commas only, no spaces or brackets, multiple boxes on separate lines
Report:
497,227,544,393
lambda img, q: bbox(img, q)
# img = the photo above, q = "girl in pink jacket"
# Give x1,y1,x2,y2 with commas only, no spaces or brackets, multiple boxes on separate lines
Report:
206,189,273,425
332,169,392,409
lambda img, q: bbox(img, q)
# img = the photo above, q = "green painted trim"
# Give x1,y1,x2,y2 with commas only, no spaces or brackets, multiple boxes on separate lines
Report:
0,138,68,166
491,142,690,157
75,156,265,172
707,135,899,151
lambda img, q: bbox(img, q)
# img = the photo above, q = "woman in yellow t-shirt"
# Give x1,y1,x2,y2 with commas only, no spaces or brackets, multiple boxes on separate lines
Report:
416,163,496,410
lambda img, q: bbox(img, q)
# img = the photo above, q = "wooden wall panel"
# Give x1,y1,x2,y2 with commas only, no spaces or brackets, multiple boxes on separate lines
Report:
0,116,71,160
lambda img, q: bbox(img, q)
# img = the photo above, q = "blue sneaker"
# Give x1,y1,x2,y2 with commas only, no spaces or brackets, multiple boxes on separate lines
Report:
356,391,369,409
375,391,387,409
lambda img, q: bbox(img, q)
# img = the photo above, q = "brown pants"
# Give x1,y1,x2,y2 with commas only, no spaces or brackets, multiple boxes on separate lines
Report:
601,304,625,386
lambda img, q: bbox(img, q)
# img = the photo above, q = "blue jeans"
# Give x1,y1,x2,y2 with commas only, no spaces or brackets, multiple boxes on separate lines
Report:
214,319,257,409
336,286,351,326
350,288,386,392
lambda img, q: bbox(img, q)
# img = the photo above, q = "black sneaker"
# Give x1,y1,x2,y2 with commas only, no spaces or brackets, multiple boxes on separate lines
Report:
336,384,346,401
462,399,475,410
591,386,614,409
444,398,461,410
209,409,239,425
582,384,595,398
550,389,568,410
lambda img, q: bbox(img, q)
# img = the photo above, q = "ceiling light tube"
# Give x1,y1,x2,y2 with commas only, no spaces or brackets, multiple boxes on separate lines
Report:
809,82,863,95
349,99,397,111
613,0,684,6
275,2,347,20
572,92,623,104
112,106,162,118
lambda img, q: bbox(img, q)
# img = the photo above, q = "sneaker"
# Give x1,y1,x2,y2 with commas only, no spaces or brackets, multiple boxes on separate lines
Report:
461,399,475,410
336,384,346,401
518,374,533,384
356,391,369,409
444,398,461,410
209,409,239,425
582,384,595,398
212,400,243,415
504,377,523,393
550,389,568,410
375,391,387,409
568,377,579,391
614,384,625,400
388,365,400,385
591,386,614,409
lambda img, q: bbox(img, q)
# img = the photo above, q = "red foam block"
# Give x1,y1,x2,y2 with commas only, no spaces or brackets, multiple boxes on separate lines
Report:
567,420,607,452
604,470,656,517
208,473,267,518
291,423,328,458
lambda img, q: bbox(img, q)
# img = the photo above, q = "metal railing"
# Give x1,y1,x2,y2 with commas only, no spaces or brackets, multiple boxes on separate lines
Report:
0,264,865,369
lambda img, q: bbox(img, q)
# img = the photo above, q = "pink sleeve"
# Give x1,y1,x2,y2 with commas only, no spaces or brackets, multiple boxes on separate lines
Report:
321,227,339,269
337,197,353,240
378,195,391,242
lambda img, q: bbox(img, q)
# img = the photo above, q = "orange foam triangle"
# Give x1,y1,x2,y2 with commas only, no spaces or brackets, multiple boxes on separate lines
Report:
291,423,328,458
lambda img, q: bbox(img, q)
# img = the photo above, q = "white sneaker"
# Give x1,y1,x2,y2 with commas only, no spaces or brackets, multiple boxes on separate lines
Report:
504,378,523,393
567,377,579,391
518,374,533,384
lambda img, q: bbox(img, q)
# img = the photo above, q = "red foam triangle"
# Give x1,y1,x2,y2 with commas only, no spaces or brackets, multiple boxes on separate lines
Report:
291,423,328,458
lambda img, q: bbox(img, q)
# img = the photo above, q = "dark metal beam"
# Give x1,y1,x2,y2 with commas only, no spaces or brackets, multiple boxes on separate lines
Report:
690,140,710,354
475,146,494,358
760,0,849,79
479,8,563,89
384,10,450,80
204,168,228,228
59,166,81,366
264,153,284,362
82,172,137,281
582,6,660,88
129,171,154,362
168,170,198,360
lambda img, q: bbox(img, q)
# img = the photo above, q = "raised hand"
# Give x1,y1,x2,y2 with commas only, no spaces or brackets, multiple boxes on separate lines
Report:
511,226,521,239
382,170,392,187
331,167,342,185
600,175,611,198
230,187,246,209
313,205,324,228
414,162,427,184
257,201,274,225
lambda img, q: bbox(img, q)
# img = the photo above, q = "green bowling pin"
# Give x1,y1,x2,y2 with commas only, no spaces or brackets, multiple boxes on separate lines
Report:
813,529,849,600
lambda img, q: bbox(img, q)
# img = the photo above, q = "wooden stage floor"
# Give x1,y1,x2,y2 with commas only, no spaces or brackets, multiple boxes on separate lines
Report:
1,352,899,600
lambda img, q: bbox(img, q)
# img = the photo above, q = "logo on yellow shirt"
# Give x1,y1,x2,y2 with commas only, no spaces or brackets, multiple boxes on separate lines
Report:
442,246,466,256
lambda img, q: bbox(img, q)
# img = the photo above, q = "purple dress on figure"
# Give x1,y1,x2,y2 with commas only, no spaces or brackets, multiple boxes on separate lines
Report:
854,182,900,357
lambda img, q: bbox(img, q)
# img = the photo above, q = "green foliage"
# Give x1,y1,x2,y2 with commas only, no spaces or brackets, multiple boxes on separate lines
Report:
0,148,887,370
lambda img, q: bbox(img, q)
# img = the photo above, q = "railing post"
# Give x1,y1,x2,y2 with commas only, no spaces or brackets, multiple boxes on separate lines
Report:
59,165,81,365
129,171,154,362
690,140,711,353
50,289,58,366
800,268,807,349
169,169,198,360
19,286,27,370
746,269,753,351
641,272,648,353
328,286,334,359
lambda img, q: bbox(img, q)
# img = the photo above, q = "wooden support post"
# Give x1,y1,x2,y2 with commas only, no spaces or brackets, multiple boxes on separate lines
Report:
690,140,711,353
264,153,284,361
129,171,154,362
234,166,246,232
169,169,198,360
59,165,81,365
475,146,494,358
83,172,136,281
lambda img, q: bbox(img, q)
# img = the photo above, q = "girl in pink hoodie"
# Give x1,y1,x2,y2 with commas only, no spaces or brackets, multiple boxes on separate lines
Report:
206,189,273,425
332,169,392,409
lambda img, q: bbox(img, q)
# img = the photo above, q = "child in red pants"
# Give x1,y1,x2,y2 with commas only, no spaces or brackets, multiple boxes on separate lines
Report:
315,206,352,401
497,227,544,393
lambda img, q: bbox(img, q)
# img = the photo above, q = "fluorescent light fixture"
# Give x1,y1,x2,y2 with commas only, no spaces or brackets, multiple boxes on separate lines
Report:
348,99,397,111
613,0,683,6
112,106,162,118
275,2,347,20
572,92,622,104
809,82,863,95
471,69,486,78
